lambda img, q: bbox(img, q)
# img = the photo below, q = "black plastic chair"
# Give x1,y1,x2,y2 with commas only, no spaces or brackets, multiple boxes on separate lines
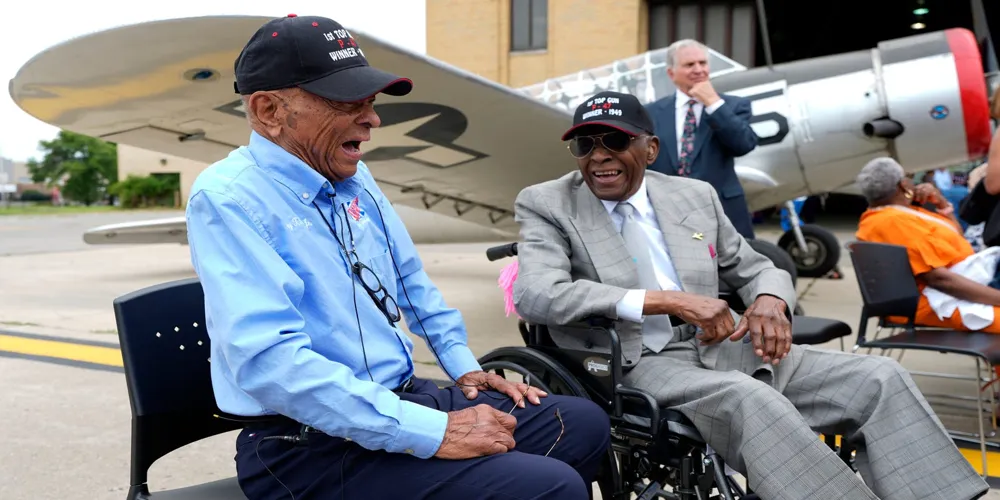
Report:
113,277,247,500
847,241,1000,477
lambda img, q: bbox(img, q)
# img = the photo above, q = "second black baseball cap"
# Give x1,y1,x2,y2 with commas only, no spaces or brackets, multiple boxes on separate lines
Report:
561,91,655,140
233,14,412,102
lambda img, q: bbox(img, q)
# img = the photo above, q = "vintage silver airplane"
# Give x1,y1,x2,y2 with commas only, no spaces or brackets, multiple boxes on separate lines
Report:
7,15,996,279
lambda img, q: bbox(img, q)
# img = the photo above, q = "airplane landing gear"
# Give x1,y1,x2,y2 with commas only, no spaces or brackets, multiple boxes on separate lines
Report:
777,200,841,279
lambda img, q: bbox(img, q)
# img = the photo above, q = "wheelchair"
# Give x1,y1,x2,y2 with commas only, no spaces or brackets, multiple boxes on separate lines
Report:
480,242,855,500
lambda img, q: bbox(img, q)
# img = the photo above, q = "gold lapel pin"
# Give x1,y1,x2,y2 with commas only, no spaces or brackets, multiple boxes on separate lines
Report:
692,232,704,240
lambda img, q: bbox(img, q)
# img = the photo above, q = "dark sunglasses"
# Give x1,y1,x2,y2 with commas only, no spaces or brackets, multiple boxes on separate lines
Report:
568,131,636,158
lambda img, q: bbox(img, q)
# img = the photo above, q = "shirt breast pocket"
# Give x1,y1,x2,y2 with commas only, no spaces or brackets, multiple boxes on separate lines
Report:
360,248,400,311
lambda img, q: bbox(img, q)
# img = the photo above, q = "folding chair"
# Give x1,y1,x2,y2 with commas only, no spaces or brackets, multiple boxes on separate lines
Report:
847,241,1000,477
113,277,247,500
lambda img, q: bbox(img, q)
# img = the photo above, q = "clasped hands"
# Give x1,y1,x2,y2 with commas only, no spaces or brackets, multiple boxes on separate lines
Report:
910,182,954,217
651,291,791,365
433,371,548,460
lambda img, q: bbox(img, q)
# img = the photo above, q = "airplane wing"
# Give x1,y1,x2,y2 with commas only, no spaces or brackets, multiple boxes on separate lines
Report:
9,15,745,244
82,216,188,245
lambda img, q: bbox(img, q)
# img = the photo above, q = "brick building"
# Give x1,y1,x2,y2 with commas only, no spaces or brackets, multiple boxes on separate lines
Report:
425,0,758,88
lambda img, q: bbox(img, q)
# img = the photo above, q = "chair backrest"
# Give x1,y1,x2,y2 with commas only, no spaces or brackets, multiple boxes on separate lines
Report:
846,241,920,340
113,277,242,490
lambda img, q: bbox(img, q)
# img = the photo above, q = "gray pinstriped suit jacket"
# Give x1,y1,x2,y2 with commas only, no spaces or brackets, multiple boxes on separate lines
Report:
511,170,799,384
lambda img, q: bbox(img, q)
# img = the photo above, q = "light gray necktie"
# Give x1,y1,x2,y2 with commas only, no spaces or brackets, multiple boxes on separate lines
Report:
614,202,674,352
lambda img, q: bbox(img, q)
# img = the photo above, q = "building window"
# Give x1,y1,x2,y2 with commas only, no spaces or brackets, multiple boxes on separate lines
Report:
511,0,547,51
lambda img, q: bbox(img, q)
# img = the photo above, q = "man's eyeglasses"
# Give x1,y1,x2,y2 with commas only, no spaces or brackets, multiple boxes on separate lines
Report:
313,200,402,326
568,131,636,158
545,408,564,457
349,255,401,325
506,377,564,458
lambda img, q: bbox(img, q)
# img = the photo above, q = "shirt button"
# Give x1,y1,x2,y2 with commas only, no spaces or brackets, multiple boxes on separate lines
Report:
404,448,414,454
302,193,309,199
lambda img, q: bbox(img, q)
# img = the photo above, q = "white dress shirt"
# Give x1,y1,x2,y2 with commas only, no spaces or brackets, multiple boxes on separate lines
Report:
674,89,725,158
604,178,685,322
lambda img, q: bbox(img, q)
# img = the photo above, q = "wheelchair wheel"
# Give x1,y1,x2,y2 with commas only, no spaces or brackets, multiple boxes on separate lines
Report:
479,346,590,400
479,347,623,500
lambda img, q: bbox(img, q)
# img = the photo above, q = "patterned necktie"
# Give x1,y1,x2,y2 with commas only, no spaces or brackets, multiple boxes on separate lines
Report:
613,202,674,353
677,99,698,176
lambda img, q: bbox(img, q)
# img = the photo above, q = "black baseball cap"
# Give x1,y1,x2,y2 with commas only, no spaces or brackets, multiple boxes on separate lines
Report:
234,14,412,102
561,91,655,140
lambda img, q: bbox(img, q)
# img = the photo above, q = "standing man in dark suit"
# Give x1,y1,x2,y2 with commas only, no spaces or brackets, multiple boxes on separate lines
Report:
647,39,759,239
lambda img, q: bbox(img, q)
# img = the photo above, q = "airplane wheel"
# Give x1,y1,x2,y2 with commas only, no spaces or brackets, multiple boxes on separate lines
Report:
777,224,841,278
748,238,798,287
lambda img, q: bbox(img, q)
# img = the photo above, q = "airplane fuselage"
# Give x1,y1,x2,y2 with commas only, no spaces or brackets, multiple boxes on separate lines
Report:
621,28,990,211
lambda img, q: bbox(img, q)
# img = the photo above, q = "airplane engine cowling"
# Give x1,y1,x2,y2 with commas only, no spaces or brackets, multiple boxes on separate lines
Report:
876,28,991,172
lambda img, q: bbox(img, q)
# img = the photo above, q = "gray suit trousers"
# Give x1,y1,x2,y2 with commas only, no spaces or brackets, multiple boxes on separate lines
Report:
624,340,989,500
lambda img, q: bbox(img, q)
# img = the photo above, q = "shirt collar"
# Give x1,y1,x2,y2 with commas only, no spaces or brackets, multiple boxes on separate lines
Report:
247,131,352,205
601,177,652,218
675,89,696,108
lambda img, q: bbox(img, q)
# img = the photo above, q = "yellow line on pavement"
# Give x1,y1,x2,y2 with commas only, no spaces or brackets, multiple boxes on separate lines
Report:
0,333,122,367
959,447,1000,476
822,433,1000,479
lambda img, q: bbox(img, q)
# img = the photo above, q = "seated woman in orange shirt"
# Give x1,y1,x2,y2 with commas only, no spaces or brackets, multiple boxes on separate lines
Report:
855,157,1000,334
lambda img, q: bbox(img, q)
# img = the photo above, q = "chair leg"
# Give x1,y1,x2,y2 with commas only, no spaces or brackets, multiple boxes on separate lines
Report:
990,364,998,433
706,452,735,500
976,358,989,479
862,325,886,355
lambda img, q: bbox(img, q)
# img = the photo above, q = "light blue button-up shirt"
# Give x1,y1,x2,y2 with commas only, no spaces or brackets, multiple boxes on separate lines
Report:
185,131,482,459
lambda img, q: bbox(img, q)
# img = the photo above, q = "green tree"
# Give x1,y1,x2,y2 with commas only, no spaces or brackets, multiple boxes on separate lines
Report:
27,131,118,205
108,174,179,208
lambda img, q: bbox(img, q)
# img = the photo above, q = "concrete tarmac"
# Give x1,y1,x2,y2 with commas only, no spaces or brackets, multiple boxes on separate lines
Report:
2,211,999,499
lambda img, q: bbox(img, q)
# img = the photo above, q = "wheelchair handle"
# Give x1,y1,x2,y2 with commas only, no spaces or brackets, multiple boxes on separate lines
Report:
485,242,518,262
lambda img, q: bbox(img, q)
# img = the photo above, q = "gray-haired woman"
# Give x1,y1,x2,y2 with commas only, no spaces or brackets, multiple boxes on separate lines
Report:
855,157,1000,342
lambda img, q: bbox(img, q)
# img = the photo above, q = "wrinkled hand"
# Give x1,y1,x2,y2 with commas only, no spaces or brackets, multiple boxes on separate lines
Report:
669,293,738,345
434,404,517,460
730,295,791,365
688,81,721,107
456,370,548,410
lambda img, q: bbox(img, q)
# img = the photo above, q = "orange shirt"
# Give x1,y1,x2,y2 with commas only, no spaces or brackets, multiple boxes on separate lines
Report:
856,205,972,279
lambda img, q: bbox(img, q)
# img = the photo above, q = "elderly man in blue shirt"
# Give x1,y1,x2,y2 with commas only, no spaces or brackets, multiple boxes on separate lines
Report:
185,14,610,500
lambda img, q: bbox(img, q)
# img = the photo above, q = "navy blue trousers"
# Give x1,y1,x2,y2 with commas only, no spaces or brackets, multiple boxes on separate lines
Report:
235,377,611,500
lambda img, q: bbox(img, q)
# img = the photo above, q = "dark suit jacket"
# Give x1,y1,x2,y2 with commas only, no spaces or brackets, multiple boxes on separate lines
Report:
646,93,759,238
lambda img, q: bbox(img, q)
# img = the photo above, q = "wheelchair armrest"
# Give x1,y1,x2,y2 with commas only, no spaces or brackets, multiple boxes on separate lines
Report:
578,316,623,382
615,386,660,437
578,316,660,436
582,316,614,328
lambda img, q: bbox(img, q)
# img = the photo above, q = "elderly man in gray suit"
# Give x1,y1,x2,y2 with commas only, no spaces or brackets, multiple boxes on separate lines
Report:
512,90,988,500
